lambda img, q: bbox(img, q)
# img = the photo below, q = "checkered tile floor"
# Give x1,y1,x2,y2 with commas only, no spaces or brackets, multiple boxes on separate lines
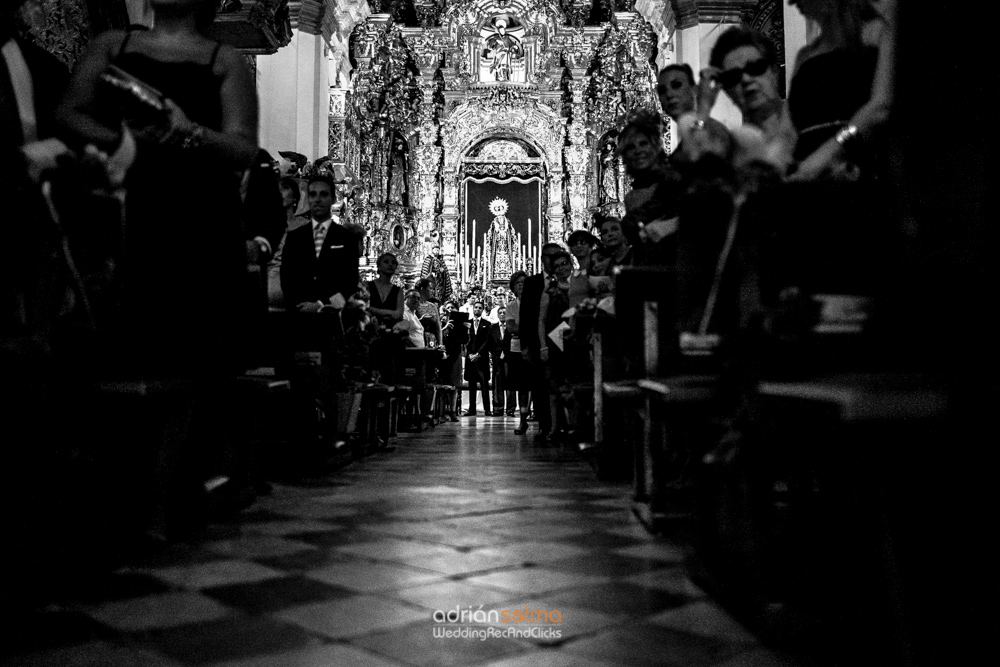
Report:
3,416,810,666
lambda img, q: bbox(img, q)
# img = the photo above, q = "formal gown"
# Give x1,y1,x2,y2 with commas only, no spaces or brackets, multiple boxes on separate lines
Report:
111,33,247,375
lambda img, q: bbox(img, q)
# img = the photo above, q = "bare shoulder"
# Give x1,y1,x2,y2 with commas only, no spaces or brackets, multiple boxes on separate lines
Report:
213,42,251,75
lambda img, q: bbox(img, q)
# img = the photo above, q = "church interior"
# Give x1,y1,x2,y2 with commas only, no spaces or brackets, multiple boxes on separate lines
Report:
1,1,990,667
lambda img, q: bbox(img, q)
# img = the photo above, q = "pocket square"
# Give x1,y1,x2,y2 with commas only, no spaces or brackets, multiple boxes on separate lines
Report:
328,244,344,249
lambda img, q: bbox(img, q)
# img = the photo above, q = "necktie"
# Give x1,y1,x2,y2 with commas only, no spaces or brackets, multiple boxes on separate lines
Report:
314,223,326,257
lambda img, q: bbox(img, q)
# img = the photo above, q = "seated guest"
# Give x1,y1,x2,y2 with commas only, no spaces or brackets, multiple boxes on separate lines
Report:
538,250,575,439
505,271,532,433
280,176,306,226
366,252,404,327
241,149,285,264
396,289,425,348
617,110,685,262
704,27,798,173
415,276,441,345
598,216,634,271
567,229,599,307
588,245,613,277
657,63,731,165
439,307,466,420
280,174,360,312
266,176,307,307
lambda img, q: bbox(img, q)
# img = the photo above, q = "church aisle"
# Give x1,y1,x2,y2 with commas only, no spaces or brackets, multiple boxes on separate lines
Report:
5,417,805,667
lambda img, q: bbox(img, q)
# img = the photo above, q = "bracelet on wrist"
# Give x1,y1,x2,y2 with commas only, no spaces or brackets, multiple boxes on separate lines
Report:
181,124,205,150
835,124,859,147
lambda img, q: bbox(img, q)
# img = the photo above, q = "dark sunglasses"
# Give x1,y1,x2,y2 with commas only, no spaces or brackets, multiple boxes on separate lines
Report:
718,58,771,88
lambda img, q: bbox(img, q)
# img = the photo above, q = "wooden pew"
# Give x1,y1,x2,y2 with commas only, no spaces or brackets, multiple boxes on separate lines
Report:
608,266,728,532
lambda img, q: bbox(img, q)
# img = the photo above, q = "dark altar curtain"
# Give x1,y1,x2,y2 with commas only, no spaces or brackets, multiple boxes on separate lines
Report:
464,177,542,273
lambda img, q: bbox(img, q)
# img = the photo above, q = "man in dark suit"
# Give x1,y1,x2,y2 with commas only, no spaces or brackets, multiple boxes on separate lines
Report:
464,300,492,416
280,174,360,311
518,243,563,439
489,306,513,415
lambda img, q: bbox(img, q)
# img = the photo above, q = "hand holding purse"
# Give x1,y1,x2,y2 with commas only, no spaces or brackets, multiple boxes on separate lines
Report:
99,64,167,122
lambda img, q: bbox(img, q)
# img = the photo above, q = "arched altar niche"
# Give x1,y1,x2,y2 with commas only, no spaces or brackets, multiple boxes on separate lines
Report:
440,95,567,290
460,138,546,288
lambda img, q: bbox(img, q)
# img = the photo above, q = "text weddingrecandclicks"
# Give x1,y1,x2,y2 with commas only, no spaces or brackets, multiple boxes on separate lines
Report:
433,626,563,641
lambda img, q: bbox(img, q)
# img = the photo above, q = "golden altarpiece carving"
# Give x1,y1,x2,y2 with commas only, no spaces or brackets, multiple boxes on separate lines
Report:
330,0,663,288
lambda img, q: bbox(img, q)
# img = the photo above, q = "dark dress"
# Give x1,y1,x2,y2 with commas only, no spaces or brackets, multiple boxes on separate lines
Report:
771,45,885,299
731,44,887,379
542,281,570,387
366,280,401,327
789,47,878,162
111,34,247,375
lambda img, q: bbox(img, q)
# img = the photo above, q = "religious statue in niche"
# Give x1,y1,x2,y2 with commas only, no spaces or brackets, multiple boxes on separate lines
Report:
483,197,522,284
599,133,621,204
480,16,524,83
388,136,409,206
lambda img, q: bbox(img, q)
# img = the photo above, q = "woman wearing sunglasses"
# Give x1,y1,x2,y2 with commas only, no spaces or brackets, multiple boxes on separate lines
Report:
703,27,797,173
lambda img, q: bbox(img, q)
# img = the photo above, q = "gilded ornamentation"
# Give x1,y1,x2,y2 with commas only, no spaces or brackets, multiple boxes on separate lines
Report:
463,162,543,179
414,145,443,174
442,94,565,172
17,0,89,70
587,16,658,134
477,140,530,163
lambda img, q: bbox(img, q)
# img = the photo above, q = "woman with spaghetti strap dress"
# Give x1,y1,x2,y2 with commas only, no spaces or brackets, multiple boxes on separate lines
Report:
57,0,259,535
57,0,257,374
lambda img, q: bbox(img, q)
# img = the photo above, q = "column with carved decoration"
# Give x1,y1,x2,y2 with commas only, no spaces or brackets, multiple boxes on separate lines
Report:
564,76,590,233
414,77,443,260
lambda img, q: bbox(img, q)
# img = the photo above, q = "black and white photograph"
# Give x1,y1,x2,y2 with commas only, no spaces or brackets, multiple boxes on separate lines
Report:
2,2,987,667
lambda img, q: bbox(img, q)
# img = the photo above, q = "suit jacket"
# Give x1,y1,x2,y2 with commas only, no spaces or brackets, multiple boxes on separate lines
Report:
464,316,492,381
280,218,360,307
466,317,492,357
519,272,549,357
489,321,510,362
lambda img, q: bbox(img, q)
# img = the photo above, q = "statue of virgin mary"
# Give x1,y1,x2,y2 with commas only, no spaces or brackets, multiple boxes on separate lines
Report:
483,197,521,284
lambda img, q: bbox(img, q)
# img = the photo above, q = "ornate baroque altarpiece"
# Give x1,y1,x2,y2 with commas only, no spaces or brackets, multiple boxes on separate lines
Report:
331,0,664,287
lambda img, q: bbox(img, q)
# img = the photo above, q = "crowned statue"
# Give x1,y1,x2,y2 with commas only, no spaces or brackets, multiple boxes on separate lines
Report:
483,197,521,284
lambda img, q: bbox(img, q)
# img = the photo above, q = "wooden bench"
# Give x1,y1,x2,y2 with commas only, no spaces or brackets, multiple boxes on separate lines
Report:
356,383,396,455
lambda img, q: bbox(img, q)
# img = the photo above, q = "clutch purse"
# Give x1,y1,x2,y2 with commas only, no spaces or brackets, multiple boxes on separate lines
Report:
99,64,166,121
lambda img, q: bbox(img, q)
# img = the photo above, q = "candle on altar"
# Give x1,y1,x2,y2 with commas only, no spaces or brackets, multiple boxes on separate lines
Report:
527,218,531,258
472,218,477,259
463,225,469,283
